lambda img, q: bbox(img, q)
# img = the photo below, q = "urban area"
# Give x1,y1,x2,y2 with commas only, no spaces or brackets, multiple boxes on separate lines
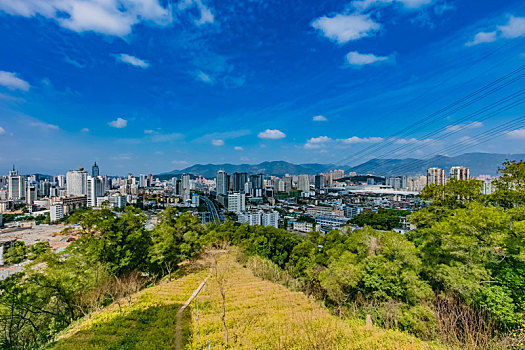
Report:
0,161,482,275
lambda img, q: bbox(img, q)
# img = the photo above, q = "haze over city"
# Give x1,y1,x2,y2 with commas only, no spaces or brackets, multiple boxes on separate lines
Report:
1,0,524,174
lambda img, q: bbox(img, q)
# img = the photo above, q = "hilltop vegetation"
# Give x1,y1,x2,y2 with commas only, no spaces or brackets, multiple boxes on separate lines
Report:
51,252,439,350
0,161,524,349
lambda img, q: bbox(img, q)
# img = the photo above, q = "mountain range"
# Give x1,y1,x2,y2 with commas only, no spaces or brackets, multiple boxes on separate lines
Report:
158,153,525,178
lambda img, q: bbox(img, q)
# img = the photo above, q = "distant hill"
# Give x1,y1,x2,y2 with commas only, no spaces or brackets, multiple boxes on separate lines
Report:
158,161,334,179
157,153,525,179
349,152,525,176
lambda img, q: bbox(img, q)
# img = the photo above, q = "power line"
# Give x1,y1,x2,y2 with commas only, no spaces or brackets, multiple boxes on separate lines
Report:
332,65,525,167
367,90,525,163
381,115,525,176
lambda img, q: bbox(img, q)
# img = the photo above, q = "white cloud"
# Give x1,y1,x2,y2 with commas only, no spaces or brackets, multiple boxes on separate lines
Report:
0,71,30,91
117,53,150,68
177,0,214,26
313,115,327,121
445,121,483,132
151,132,183,142
139,129,182,142
498,16,525,39
507,128,525,139
194,129,250,143
398,0,433,9
0,126,5,135
458,136,477,145
212,139,224,146
0,0,171,37
305,136,332,149
81,127,89,133
109,117,128,128
346,51,389,66
466,16,525,46
234,146,243,151
465,31,497,46
196,71,213,83
353,0,433,11
312,14,380,44
258,129,286,140
29,121,59,130
337,136,383,144
394,137,432,144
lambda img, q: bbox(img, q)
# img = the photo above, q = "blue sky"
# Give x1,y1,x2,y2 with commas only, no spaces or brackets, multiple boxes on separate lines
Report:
0,0,524,175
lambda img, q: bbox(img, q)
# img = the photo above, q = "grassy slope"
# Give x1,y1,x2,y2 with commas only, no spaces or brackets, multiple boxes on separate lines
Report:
50,253,443,349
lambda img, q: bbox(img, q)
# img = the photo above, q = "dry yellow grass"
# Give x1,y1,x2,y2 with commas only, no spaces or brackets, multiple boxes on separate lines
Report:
49,252,445,349
189,253,443,349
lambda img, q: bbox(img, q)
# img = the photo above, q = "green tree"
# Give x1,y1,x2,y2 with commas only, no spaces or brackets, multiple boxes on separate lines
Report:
350,209,406,230
149,208,205,277
491,160,525,208
419,178,483,208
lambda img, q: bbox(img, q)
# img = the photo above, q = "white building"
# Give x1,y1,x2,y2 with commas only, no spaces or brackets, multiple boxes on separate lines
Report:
56,175,66,188
407,176,427,192
66,169,88,196
96,195,127,208
449,166,470,180
238,210,279,228
26,186,37,205
261,211,279,228
297,174,310,192
192,194,200,207
238,212,261,226
50,204,64,222
228,192,246,213
293,221,318,233
426,167,445,186
481,179,494,195
8,167,25,200
139,174,147,188
87,176,104,207
216,170,229,196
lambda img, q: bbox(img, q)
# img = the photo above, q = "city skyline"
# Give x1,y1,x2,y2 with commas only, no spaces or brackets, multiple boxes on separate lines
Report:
1,0,525,174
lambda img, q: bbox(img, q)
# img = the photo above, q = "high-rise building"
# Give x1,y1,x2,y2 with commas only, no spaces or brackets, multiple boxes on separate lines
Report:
297,174,310,192
26,185,37,205
66,169,88,196
232,172,248,192
427,167,445,186
87,176,104,207
283,176,292,193
249,174,264,197
386,176,407,189
8,166,26,200
39,179,51,197
449,166,470,180
92,162,99,178
56,175,66,188
228,192,245,213
407,176,427,192
332,169,345,180
50,204,64,222
314,174,324,189
139,174,147,188
261,211,279,228
216,170,229,196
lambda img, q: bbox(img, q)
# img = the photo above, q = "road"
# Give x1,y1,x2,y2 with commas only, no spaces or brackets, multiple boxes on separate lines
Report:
201,196,220,222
